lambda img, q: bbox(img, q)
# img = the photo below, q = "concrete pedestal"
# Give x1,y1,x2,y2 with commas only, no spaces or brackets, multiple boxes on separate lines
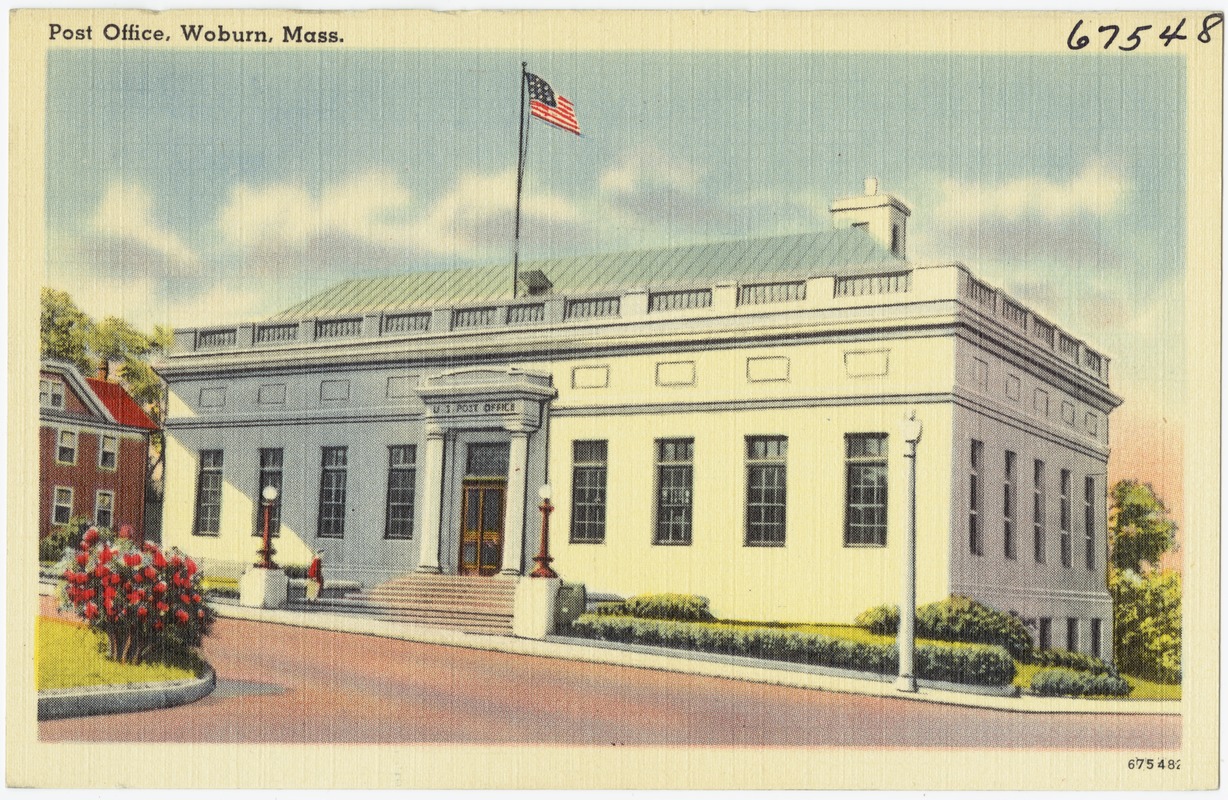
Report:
512,577,561,639
239,566,288,609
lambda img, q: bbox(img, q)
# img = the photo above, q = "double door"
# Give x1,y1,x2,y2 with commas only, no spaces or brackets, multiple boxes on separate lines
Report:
458,479,505,576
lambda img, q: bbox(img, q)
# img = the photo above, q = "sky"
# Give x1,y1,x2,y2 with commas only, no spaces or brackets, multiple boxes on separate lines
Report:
43,48,1187,514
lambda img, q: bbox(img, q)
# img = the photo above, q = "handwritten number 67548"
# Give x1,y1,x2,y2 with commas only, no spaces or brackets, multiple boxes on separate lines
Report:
1068,14,1223,50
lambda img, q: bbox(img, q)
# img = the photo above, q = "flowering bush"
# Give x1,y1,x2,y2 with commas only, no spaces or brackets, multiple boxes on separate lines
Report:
54,527,214,665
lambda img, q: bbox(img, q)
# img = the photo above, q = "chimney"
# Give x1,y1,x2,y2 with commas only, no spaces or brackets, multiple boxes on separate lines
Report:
830,177,911,258
95,365,109,381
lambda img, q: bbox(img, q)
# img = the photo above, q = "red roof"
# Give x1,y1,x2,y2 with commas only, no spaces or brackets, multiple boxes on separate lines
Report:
85,378,159,431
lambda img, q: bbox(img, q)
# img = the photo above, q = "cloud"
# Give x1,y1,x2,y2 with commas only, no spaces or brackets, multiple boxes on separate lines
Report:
218,170,590,271
91,182,200,273
597,146,742,234
934,161,1127,223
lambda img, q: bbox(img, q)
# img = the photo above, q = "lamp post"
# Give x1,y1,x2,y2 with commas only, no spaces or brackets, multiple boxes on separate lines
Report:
531,484,558,578
895,412,923,693
257,484,279,569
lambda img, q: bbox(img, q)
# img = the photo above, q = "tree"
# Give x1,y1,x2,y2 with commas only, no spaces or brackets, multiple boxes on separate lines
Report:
40,288,93,373
1108,480,1177,572
87,315,154,381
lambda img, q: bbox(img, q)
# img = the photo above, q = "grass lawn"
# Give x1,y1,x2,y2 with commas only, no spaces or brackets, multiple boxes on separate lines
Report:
199,575,239,593
36,617,198,691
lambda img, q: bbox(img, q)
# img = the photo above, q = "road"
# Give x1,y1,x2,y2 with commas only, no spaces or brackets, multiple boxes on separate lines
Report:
39,611,1180,748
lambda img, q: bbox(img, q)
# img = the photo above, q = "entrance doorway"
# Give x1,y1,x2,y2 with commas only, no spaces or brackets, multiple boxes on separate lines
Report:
459,479,505,576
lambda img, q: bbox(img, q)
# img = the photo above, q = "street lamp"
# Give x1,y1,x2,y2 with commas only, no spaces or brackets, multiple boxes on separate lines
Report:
896,412,923,693
531,483,558,578
257,484,279,569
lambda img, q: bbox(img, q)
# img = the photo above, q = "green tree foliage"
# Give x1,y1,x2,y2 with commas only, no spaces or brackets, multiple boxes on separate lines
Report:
1110,567,1181,683
1108,479,1181,684
1109,480,1177,572
88,315,155,381
40,288,93,373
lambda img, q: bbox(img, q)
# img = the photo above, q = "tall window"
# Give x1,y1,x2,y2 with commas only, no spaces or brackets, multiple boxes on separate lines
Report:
654,438,693,545
968,440,984,556
745,436,787,546
94,490,114,529
1003,450,1017,559
1090,619,1102,658
57,430,77,465
99,434,118,470
385,445,416,540
1067,617,1079,651
318,447,348,538
1038,617,1052,650
1084,476,1096,570
1060,469,1072,567
1033,460,1046,563
570,440,608,544
845,433,888,546
52,486,74,525
40,378,65,409
193,450,223,536
255,448,283,537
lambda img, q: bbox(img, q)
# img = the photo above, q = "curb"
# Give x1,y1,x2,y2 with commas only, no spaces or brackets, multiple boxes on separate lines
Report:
38,665,216,721
208,602,1179,716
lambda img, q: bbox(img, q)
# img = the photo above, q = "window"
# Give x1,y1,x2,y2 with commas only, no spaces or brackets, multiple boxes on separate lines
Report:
654,439,693,545
40,379,65,409
1084,476,1096,571
1060,469,1072,567
52,486,73,525
385,445,416,540
99,434,118,470
968,440,983,556
193,450,223,536
57,430,77,465
1033,460,1046,563
254,448,283,537
466,442,510,477
317,447,348,538
1003,451,1017,559
569,440,608,544
1067,617,1079,651
94,490,114,529
745,436,787,546
845,433,888,546
1038,617,1052,650
1090,619,1102,658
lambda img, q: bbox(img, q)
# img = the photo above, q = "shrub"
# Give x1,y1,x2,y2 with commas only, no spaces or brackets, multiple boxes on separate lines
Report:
1111,567,1181,684
622,593,715,622
594,601,628,616
282,564,310,579
1027,648,1114,675
55,527,213,665
855,596,1033,660
570,614,1015,686
1030,667,1132,697
40,516,97,563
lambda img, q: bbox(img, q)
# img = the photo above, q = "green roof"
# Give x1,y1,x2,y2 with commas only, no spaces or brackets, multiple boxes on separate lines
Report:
270,230,904,321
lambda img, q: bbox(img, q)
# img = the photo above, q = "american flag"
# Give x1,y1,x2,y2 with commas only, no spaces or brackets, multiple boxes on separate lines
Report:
526,73,580,136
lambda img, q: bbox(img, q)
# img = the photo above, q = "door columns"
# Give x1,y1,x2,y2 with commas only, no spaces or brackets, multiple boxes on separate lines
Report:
416,426,447,574
500,429,531,575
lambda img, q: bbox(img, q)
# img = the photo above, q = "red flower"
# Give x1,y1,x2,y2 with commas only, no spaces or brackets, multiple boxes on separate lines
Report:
103,586,116,602
110,573,121,585
75,552,89,566
143,566,157,580
153,581,167,594
93,565,110,579
98,546,114,564
126,592,141,604
179,593,192,605
156,601,169,612
84,528,99,546
192,594,202,603
152,550,167,568
153,620,163,631
175,609,190,625
186,558,197,576
82,588,95,601
124,553,142,567
132,573,143,583
137,606,148,618
83,601,98,619
122,580,132,590
171,555,183,568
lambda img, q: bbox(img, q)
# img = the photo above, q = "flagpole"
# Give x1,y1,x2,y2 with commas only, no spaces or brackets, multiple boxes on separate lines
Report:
512,62,529,299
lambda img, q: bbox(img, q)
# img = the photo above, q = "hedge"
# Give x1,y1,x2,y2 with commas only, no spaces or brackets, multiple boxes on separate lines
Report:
1030,668,1132,697
1027,647,1115,675
571,614,1015,687
855,596,1034,660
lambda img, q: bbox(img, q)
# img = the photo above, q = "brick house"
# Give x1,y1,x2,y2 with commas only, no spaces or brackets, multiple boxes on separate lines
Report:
39,360,158,541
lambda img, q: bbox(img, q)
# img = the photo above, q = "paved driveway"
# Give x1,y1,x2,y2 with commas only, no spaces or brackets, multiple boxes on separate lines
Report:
38,610,1181,748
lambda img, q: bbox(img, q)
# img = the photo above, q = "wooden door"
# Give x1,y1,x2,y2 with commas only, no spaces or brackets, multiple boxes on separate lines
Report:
459,479,505,576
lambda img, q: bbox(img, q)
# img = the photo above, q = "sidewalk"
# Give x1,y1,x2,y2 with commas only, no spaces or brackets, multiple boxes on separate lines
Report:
210,600,1180,716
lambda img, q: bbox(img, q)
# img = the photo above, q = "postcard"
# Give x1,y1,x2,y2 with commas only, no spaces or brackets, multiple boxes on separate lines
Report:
8,8,1220,791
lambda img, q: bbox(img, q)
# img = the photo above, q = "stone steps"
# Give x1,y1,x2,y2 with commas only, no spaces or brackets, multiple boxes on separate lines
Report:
302,573,518,635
